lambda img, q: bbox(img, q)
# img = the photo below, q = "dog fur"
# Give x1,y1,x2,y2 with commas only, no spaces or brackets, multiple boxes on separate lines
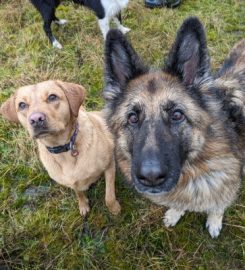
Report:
103,17,245,238
214,38,245,151
30,0,130,48
0,80,121,216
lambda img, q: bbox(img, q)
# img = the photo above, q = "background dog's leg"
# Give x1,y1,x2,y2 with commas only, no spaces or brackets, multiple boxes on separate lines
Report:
37,4,63,49
163,208,185,227
43,20,62,49
104,158,121,215
206,210,224,238
113,17,131,35
98,18,110,39
75,190,90,216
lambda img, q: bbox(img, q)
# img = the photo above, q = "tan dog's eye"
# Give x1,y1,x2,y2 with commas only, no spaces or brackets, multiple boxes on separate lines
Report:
19,102,28,110
47,94,59,102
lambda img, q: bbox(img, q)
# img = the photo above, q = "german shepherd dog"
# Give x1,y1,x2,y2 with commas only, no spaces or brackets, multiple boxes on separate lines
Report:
103,17,245,238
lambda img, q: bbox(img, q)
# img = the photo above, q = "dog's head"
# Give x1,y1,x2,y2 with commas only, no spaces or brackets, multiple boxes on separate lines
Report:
104,17,216,195
0,80,85,139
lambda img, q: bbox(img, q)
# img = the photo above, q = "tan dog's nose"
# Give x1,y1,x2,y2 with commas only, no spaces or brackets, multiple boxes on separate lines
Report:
29,112,46,128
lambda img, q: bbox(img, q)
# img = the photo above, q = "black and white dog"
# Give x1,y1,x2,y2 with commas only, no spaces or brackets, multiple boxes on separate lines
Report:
30,0,130,49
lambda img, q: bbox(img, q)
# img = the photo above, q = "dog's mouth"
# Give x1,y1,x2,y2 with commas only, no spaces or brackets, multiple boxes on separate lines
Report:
33,129,57,139
133,175,179,195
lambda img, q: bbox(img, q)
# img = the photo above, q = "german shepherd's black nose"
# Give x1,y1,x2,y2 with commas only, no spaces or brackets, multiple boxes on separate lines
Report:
137,160,167,187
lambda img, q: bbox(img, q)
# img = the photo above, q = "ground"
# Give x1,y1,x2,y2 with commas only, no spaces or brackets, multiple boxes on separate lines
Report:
0,0,244,269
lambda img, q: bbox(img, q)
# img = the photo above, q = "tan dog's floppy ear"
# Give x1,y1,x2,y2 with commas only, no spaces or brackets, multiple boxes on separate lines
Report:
0,95,19,123
56,81,86,117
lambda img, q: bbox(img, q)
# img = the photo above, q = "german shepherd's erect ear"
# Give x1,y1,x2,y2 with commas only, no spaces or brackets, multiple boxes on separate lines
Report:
164,17,210,86
104,30,148,101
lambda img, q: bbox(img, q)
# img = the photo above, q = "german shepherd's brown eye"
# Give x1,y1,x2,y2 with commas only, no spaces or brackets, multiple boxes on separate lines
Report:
171,110,185,122
128,112,138,125
19,102,28,110
47,94,58,102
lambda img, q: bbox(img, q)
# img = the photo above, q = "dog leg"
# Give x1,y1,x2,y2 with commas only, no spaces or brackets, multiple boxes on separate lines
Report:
113,17,131,35
43,21,62,49
163,208,185,227
75,190,90,216
104,158,121,215
98,17,110,39
206,211,224,238
39,5,63,49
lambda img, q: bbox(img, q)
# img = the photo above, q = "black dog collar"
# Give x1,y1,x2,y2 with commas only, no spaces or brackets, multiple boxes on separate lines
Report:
46,123,79,157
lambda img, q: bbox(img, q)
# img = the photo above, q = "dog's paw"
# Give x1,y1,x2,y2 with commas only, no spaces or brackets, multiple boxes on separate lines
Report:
79,204,90,216
206,214,223,238
52,39,63,49
120,26,131,34
163,208,185,227
107,200,121,215
55,19,68,25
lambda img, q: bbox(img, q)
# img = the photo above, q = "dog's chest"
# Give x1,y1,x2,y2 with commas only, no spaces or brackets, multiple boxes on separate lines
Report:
40,153,79,187
144,169,240,212
39,145,110,189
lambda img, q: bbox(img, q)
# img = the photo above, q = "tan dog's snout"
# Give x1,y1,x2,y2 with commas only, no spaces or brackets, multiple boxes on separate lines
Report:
29,112,47,128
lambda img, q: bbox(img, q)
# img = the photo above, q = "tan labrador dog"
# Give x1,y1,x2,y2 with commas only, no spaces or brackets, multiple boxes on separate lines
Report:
0,80,121,216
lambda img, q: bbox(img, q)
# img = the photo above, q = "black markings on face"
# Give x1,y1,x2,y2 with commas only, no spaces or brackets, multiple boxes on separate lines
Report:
147,79,157,93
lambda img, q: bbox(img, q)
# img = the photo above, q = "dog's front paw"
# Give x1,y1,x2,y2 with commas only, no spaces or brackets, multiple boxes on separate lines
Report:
163,208,185,227
206,214,223,238
52,39,63,49
106,200,121,215
120,26,131,34
56,19,68,25
79,203,90,216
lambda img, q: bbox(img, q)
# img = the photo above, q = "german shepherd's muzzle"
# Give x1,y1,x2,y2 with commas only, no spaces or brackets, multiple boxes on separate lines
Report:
132,119,183,194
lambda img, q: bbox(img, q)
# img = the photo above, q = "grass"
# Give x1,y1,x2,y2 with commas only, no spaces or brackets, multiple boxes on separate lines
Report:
0,0,244,269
